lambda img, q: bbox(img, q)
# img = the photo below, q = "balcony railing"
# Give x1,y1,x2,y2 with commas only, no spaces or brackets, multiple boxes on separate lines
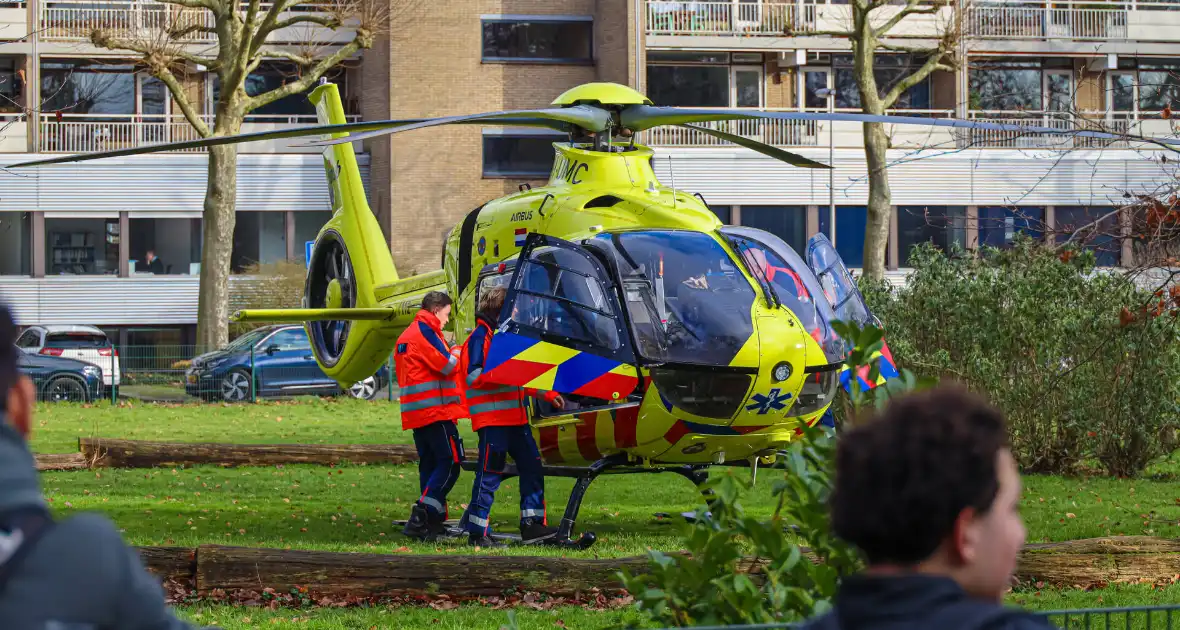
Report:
641,107,1166,150
37,113,360,154
967,1,1129,40
961,110,1143,148
39,0,340,42
645,0,1180,41
646,0,816,35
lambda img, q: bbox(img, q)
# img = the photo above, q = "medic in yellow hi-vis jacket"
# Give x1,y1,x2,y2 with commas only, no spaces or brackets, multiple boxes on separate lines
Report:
394,291,465,542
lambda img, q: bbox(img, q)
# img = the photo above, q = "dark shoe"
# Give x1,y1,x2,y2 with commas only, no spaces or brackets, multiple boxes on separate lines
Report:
520,518,559,544
401,504,432,540
467,533,507,548
425,509,449,538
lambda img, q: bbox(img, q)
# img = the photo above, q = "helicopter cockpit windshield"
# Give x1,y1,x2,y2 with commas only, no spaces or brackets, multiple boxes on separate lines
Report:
588,230,757,368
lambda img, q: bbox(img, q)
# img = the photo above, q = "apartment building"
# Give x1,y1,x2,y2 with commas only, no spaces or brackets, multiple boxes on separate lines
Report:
0,0,369,345
1,0,1177,344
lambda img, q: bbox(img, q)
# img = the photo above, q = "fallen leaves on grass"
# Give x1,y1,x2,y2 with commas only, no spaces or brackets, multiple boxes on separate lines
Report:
162,579,634,612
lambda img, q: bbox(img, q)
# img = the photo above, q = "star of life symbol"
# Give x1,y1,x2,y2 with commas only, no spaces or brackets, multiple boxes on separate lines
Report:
745,388,792,415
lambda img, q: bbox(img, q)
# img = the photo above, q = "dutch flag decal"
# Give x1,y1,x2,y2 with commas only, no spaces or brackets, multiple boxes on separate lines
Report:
514,228,528,247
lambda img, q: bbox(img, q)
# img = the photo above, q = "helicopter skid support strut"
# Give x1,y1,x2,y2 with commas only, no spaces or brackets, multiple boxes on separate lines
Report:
458,455,712,550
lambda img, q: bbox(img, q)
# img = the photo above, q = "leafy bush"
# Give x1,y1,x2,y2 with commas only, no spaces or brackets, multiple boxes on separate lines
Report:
619,323,932,627
867,238,1180,477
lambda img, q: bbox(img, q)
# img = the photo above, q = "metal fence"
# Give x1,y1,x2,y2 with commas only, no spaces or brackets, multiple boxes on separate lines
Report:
22,343,399,405
650,605,1180,630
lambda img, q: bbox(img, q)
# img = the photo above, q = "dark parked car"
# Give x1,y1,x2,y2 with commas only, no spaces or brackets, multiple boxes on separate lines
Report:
184,325,391,402
16,347,104,403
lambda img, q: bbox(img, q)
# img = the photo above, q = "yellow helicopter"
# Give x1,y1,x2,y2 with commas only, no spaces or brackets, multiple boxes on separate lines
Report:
12,80,1174,548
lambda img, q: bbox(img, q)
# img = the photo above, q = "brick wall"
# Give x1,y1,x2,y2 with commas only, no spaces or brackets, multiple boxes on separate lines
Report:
361,0,636,275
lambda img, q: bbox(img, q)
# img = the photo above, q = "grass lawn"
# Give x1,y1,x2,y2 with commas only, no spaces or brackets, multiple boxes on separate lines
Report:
26,400,1180,627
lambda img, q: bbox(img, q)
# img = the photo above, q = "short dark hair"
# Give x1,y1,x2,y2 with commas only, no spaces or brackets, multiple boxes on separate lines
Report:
421,291,452,314
0,305,19,409
829,384,1009,566
479,287,506,321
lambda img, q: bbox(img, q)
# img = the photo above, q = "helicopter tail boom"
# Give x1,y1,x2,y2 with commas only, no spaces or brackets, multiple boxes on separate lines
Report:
230,308,401,323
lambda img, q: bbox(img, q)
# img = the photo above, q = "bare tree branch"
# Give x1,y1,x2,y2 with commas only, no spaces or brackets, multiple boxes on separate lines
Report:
876,41,938,54
257,48,315,67
89,31,219,68
268,14,341,31
156,0,218,10
167,24,218,39
243,35,366,111
874,0,941,37
154,65,212,137
881,49,952,109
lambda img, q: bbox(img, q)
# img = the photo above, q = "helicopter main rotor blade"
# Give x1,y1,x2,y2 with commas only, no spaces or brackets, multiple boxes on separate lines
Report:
622,105,1180,148
5,117,574,168
679,124,830,169
303,105,612,147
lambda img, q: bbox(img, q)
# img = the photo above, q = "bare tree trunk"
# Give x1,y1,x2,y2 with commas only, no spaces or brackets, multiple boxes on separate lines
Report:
196,140,240,352
862,121,891,280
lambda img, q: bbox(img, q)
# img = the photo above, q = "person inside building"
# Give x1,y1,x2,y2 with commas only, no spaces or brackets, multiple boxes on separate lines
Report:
459,287,565,547
799,384,1055,630
394,291,466,541
145,250,165,274
0,302,204,629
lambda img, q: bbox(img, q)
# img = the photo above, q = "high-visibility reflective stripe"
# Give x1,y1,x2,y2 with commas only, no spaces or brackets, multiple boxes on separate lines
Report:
466,368,483,386
402,396,462,412
521,509,545,518
469,400,523,415
467,514,490,527
441,353,459,376
468,386,517,398
421,496,443,511
402,380,452,395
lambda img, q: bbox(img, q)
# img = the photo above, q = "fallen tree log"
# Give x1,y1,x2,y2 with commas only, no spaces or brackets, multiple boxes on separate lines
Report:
35,452,88,471
136,546,197,584
194,545,650,597
122,536,1180,600
78,438,419,468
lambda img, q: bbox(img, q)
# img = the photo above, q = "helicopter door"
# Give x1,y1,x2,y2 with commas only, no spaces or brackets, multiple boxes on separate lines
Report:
479,233,641,406
805,233,898,391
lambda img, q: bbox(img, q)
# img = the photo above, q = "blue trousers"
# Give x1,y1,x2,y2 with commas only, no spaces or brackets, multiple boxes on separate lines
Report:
461,424,546,535
411,420,464,518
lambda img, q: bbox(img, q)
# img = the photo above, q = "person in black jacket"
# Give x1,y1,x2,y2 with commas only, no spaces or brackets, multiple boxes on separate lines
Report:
0,304,203,629
800,384,1057,630
145,250,165,274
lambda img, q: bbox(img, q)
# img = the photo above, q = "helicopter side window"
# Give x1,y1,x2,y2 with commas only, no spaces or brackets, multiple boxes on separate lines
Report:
510,246,621,351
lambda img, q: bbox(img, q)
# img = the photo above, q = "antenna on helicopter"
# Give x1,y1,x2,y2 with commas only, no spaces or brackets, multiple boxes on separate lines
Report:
667,154,677,210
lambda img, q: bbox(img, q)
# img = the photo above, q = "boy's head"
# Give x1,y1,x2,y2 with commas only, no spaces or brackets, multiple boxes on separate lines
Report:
0,305,33,438
829,384,1025,602
421,291,453,328
479,287,507,322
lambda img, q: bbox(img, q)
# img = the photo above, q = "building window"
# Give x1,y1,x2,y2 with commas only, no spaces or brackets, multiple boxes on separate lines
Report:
0,57,23,116
0,212,31,276
45,217,120,276
232,212,287,272
969,59,1044,111
129,217,202,275
482,131,563,178
647,53,764,108
741,206,807,254
41,59,136,116
979,206,1044,249
897,206,967,265
294,212,332,264
832,54,932,110
481,17,593,64
1134,61,1180,112
817,206,884,269
1055,206,1119,266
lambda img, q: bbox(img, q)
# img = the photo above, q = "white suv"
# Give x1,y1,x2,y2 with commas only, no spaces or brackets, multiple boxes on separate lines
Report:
15,325,122,390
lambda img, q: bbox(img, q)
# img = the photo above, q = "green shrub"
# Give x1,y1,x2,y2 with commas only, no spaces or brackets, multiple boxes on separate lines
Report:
868,238,1180,477
619,323,933,627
